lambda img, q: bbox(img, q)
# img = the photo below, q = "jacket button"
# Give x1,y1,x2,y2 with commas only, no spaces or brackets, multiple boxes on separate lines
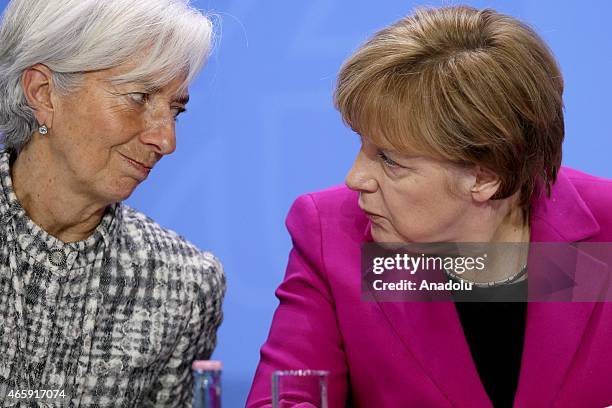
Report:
48,249,66,266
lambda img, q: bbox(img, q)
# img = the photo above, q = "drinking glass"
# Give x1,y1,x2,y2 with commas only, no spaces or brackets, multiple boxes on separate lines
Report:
272,370,328,408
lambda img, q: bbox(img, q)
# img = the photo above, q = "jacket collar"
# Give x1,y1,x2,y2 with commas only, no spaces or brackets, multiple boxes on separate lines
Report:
516,172,601,407
529,168,600,242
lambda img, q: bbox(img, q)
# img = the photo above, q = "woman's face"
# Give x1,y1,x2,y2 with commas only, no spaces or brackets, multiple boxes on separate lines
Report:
47,62,188,203
346,136,477,243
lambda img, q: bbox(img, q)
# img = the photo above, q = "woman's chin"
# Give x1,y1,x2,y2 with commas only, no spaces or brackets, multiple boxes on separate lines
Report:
370,224,398,243
102,179,141,203
371,225,422,244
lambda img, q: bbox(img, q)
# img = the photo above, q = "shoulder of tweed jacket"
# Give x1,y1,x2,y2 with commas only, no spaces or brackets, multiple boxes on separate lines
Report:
118,204,227,405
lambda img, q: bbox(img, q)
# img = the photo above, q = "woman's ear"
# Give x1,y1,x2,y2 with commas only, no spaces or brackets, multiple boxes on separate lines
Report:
470,165,502,202
22,64,55,129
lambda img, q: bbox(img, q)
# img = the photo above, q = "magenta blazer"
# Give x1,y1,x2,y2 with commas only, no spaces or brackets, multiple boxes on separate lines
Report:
247,168,612,408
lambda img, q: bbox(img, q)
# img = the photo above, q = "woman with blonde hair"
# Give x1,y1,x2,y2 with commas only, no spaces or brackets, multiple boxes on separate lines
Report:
248,6,612,407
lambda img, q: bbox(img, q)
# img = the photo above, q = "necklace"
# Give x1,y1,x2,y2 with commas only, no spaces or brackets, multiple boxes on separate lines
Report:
444,264,528,288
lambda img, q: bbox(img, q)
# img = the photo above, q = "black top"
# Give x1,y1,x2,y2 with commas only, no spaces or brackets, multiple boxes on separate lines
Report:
453,280,528,408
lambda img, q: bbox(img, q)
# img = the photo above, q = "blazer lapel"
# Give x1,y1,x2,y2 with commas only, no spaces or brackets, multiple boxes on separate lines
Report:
363,222,491,407
513,302,596,407
376,301,493,407
514,170,601,407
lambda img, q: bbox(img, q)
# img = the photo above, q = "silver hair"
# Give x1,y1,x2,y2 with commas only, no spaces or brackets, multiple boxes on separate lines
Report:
0,0,214,151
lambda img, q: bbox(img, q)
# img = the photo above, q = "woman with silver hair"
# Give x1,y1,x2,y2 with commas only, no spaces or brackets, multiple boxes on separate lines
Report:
0,0,224,406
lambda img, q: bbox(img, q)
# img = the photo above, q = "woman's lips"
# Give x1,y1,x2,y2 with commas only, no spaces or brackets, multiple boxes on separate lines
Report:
362,209,385,220
119,152,152,179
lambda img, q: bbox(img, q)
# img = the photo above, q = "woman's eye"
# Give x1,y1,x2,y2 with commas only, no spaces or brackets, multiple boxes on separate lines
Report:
171,106,186,117
171,107,186,121
377,151,400,168
128,92,149,104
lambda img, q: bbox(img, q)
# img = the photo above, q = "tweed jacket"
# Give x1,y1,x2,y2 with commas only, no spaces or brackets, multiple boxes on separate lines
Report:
0,150,225,407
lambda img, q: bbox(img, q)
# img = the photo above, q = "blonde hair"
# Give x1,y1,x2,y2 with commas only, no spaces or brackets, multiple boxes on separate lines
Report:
335,6,564,211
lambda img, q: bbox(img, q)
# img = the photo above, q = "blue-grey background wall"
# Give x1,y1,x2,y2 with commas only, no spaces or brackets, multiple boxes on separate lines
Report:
1,0,611,406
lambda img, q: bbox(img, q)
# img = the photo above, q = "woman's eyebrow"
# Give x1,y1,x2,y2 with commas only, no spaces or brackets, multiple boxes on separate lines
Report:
126,79,189,104
174,94,190,105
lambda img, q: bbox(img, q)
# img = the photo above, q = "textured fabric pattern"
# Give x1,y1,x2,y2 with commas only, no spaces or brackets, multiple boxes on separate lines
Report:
0,150,225,407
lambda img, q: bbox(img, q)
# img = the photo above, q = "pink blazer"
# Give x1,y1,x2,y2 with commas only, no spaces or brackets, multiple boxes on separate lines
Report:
247,168,612,408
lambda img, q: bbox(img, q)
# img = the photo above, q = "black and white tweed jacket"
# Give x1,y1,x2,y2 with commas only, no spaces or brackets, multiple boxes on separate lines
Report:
0,150,225,407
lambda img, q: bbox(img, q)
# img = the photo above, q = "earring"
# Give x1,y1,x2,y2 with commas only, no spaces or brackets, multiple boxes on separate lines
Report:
38,124,48,135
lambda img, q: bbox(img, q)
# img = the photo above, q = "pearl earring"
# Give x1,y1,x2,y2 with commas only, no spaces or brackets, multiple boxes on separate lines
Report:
38,125,48,135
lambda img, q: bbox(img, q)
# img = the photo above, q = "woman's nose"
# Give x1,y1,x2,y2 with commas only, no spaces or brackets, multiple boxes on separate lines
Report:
345,151,378,193
140,117,177,156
